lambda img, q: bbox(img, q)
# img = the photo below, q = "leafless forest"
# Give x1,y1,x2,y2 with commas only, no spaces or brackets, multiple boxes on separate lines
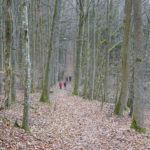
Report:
0,0,150,149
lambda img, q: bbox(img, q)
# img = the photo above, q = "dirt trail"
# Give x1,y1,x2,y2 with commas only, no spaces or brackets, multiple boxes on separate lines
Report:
0,87,150,150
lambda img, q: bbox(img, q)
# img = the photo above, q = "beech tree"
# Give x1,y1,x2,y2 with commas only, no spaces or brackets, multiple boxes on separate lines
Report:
22,0,31,131
11,0,17,102
40,0,59,103
103,0,112,102
4,0,12,108
131,0,146,133
73,0,85,95
114,0,132,115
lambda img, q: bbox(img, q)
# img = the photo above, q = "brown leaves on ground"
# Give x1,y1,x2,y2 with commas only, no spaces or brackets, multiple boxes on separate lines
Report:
0,88,150,150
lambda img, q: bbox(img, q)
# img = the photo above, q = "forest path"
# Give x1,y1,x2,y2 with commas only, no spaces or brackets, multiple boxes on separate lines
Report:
0,86,150,150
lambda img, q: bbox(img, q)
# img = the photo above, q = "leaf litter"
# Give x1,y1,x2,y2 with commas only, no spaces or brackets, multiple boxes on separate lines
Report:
0,87,150,150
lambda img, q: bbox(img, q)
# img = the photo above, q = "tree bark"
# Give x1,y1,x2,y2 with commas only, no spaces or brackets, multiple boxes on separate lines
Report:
11,1,17,102
114,0,132,115
22,0,31,131
73,0,85,95
131,0,146,133
4,0,12,108
40,0,58,102
103,0,112,102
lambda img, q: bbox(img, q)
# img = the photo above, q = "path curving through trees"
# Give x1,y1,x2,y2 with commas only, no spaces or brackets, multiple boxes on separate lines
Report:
0,88,150,150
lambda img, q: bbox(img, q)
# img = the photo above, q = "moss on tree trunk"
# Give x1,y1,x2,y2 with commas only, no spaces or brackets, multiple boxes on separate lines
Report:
130,118,146,133
114,100,121,115
113,0,132,115
40,0,58,102
40,89,49,103
4,0,12,108
73,0,84,96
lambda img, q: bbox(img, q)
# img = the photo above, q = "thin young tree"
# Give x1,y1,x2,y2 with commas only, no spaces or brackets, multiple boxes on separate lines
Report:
0,1,4,94
4,0,12,108
103,0,112,102
11,1,17,102
22,0,31,131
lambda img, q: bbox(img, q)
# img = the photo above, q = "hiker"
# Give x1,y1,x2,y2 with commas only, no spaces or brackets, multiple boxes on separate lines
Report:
59,81,62,89
64,82,67,89
69,76,72,82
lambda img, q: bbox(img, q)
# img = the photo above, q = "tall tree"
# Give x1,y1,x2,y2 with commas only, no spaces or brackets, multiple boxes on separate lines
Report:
52,0,62,84
40,0,59,102
22,0,31,131
114,0,132,115
4,0,12,108
11,0,17,102
73,0,85,95
130,0,146,133
0,1,4,94
103,0,112,102
88,1,96,100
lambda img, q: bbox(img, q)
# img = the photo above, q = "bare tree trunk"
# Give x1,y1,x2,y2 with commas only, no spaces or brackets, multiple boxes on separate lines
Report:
53,0,62,84
73,0,85,95
11,1,17,102
4,0,12,108
91,2,96,100
40,0,58,102
0,5,4,94
114,0,132,115
128,66,134,116
11,48,16,102
131,0,146,133
103,0,112,102
22,0,31,131
83,5,90,98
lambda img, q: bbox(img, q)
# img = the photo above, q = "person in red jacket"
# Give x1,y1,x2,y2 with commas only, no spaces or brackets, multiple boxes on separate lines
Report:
59,81,62,89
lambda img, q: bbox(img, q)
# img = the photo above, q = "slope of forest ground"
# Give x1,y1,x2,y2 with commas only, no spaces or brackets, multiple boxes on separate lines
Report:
0,87,150,150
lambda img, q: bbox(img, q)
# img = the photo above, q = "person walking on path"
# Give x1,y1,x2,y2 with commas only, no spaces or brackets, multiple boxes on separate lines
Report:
64,82,67,89
59,81,62,89
69,76,72,82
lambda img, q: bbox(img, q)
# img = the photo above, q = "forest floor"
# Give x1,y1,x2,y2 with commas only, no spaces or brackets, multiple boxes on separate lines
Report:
0,85,150,150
